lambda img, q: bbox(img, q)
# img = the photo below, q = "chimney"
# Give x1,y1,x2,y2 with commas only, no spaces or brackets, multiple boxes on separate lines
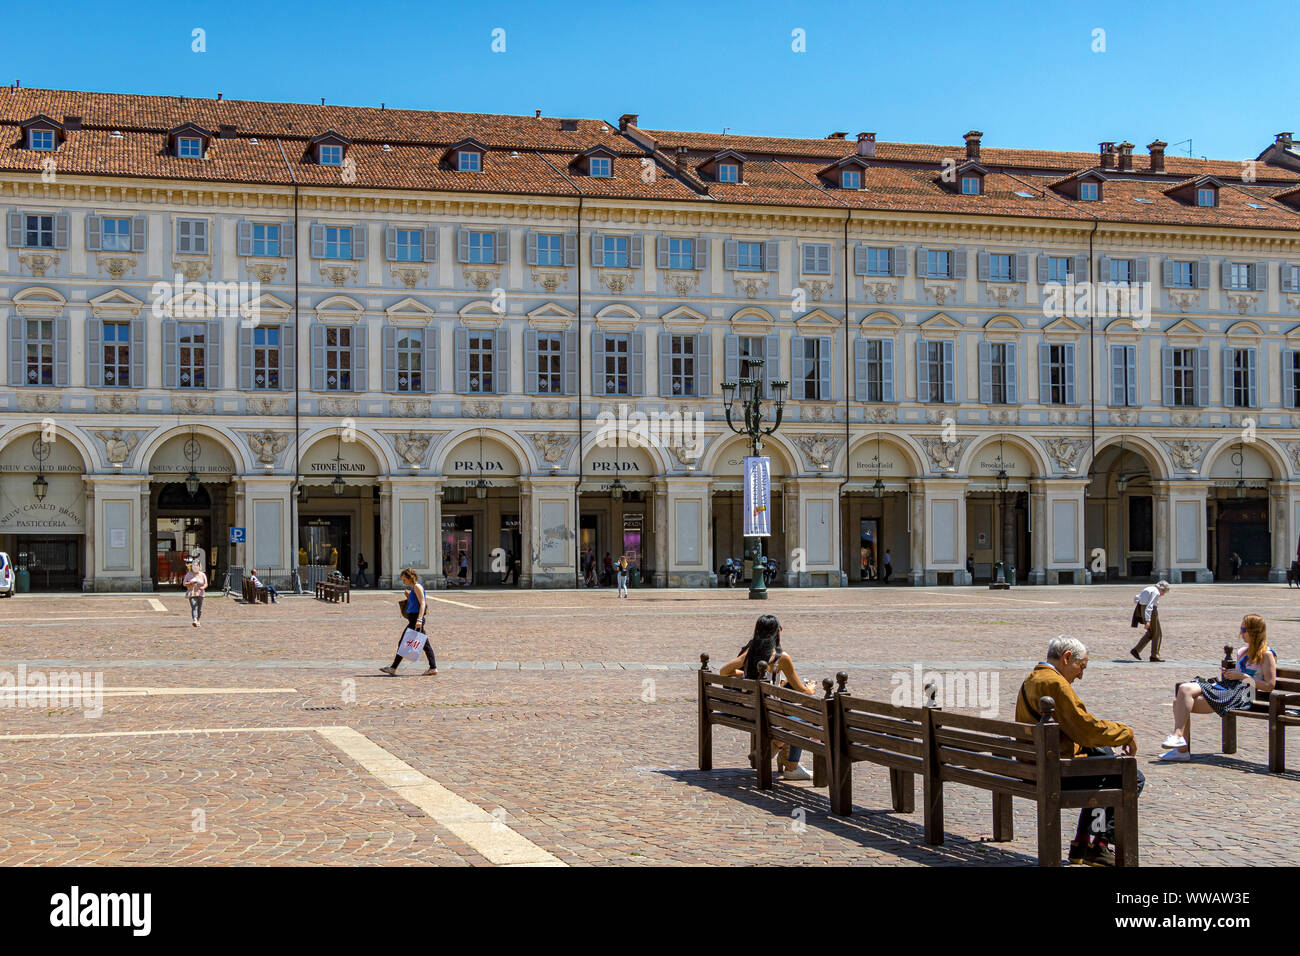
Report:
826,131,847,140
62,115,82,131
1277,132,1295,149
1117,142,1134,172
856,132,876,158
1099,142,1116,169
560,119,578,132
675,146,689,173
217,92,223,101
964,130,982,161
1147,139,1167,172
618,113,638,132
535,109,541,118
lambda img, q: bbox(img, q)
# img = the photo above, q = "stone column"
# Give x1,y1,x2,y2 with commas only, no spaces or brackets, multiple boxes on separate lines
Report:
1000,490,1016,573
652,478,669,588
378,481,393,589
907,479,925,586
232,478,247,575
783,479,801,587
1269,480,1289,582
517,478,532,589
1028,480,1048,585
1151,481,1171,583
140,484,153,591
82,480,95,592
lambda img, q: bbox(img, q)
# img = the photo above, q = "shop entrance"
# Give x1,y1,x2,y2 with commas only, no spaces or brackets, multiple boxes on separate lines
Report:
859,518,879,582
299,516,350,578
154,483,221,588
442,514,474,586
1214,497,1270,581
14,536,82,590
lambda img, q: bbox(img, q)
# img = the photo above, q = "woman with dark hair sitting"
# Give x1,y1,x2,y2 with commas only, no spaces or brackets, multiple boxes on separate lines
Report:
1160,612,1277,761
719,614,817,781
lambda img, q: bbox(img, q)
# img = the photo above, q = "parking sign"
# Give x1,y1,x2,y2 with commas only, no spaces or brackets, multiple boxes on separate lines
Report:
230,527,246,544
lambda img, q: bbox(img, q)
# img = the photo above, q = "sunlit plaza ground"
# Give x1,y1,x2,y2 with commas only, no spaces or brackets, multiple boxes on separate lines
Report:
0,582,1296,866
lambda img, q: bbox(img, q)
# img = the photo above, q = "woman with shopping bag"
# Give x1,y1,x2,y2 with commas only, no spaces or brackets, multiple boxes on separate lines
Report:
381,568,438,676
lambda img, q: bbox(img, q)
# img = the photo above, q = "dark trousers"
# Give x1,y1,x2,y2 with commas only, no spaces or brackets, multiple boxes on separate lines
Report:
1068,747,1145,844
1132,607,1162,658
391,612,436,669
883,563,892,582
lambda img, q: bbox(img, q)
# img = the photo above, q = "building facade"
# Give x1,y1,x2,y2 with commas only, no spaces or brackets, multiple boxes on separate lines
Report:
4,88,1300,591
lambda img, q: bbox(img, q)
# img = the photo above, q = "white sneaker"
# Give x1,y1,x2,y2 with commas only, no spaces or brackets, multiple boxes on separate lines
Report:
1161,734,1187,749
1158,749,1191,762
781,765,814,781
422,667,438,676
379,666,396,676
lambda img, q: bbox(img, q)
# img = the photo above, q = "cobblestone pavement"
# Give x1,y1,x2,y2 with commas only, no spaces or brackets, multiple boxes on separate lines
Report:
1,582,1297,866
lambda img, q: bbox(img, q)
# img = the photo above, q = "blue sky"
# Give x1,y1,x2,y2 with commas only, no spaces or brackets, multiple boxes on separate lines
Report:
2,0,1295,160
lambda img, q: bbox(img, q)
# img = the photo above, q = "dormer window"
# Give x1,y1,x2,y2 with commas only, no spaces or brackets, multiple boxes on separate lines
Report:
717,163,739,183
457,150,482,172
318,144,343,166
589,156,612,178
961,176,982,195
841,169,861,190
1196,187,1217,207
177,136,203,159
1079,182,1100,201
29,128,56,151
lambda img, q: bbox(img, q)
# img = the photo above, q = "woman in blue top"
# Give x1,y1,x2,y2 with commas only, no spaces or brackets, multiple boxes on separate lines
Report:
1161,613,1276,761
381,568,438,676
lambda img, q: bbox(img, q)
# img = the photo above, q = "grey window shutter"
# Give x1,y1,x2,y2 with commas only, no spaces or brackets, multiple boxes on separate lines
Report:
763,240,779,273
1222,348,1234,407
1254,261,1269,292
656,236,669,270
85,214,103,252
1098,255,1111,283
818,336,832,400
917,340,931,401
802,245,814,274
1287,351,1299,409
1005,342,1018,404
916,246,930,277
629,236,643,269
205,319,222,389
1072,254,1088,281
163,319,178,388
352,223,367,261
310,224,325,259
7,315,22,385
977,251,990,281
238,220,253,257
86,318,103,387
281,322,296,391
1038,343,1053,405
853,245,869,276
1126,346,1137,406
790,335,806,400
382,324,397,392
492,330,508,394
1162,259,1174,287
892,246,907,277
1248,348,1259,407
524,328,539,395
385,226,398,261
1195,347,1210,407
454,327,469,393
352,323,368,392
131,215,146,253
1161,348,1174,406
54,213,69,249
1283,264,1298,293
881,339,895,402
696,331,711,395
1037,254,1050,284
130,316,145,387
590,233,604,267
1194,259,1209,289
724,333,739,383
7,212,22,249
764,332,779,398
563,330,577,395
1013,254,1028,282
724,240,738,271
1109,346,1124,406
657,331,672,396
854,337,868,399
1221,260,1232,289
276,222,293,259
630,331,645,395
1133,257,1148,284
952,249,967,279
591,330,607,396
1062,344,1075,405
694,237,709,270
423,327,438,393
942,341,955,402
237,322,252,390
310,323,326,391
563,232,577,267
495,229,510,264
527,231,539,267
979,342,993,404
422,227,437,262
457,228,471,263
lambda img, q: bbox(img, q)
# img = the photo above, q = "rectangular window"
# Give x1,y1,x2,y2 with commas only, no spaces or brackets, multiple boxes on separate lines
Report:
392,229,423,262
465,231,496,265
989,254,1013,281
801,337,825,401
535,333,564,394
1169,261,1194,288
1108,258,1132,284
467,333,494,393
961,176,981,195
29,129,56,151
1287,264,1300,291
177,137,203,159
1111,344,1137,407
841,169,861,190
457,150,481,172
926,249,951,278
324,226,353,260
102,321,131,387
736,241,764,272
1196,188,1216,207
668,238,694,270
252,222,280,258
324,327,352,391
602,334,630,395
865,247,892,276
1170,348,1196,407
101,217,132,252
739,336,766,390
668,335,696,397
395,329,423,392
717,163,739,183
1046,256,1072,283
988,343,1010,404
1228,348,1253,408
24,214,56,248
802,243,831,275
318,144,343,166
24,319,54,386
1227,262,1252,290
922,342,948,403
600,235,628,268
589,156,612,178
1287,350,1300,409
252,326,280,390
864,340,887,403
535,233,564,267
177,323,206,388
176,218,208,255
1045,344,1071,405
1079,182,1099,201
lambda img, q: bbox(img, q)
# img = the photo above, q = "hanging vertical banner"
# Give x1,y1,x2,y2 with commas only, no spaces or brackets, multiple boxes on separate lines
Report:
743,456,772,537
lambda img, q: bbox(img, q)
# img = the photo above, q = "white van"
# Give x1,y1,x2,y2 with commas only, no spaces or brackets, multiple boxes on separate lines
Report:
0,552,14,597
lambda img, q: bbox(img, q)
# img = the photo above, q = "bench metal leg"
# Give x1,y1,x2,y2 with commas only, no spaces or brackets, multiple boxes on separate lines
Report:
1222,713,1236,755
1270,719,1285,774
889,768,915,814
992,792,1013,842
1036,803,1062,866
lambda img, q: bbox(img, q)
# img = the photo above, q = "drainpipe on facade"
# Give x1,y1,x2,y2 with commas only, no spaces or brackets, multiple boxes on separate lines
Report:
276,139,302,592
842,206,852,584
1087,217,1100,492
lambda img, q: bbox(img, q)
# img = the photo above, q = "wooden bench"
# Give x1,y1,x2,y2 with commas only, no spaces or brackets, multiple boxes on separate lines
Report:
698,654,767,782
828,673,930,817
1215,665,1300,773
926,697,1139,866
314,580,351,603
241,576,270,604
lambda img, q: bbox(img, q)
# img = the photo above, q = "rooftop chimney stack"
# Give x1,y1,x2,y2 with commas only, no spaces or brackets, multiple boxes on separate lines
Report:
826,131,847,140
535,109,541,118
1099,142,1116,169
1147,140,1167,172
216,92,223,101
1277,132,1295,149
964,130,983,160
676,146,689,173
1117,142,1135,172
856,132,876,157
618,113,638,132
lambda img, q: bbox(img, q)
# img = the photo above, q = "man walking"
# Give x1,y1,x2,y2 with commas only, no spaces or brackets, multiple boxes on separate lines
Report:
1130,580,1170,662
354,553,370,588
882,549,893,583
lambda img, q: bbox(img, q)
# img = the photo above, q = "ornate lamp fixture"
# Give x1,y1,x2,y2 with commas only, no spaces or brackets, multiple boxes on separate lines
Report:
872,434,885,499
183,427,202,497
331,431,346,497
475,430,489,499
1233,446,1246,500
995,434,1010,494
32,436,49,502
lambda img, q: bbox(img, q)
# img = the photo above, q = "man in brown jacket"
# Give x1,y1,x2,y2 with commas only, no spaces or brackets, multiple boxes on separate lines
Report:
1015,635,1144,866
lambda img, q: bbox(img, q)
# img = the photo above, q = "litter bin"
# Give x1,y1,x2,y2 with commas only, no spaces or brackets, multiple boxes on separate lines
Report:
630,568,641,588
1008,565,1017,587
15,568,30,593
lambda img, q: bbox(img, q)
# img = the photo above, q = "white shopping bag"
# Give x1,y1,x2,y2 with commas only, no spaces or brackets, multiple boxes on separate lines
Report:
396,627,427,661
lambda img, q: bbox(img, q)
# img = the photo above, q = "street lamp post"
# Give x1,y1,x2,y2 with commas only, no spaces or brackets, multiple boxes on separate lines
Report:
721,359,788,600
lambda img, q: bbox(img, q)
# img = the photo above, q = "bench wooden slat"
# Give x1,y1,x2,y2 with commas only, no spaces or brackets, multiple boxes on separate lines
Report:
937,745,1038,782
845,744,924,773
933,727,1036,760
767,710,829,744
709,714,759,735
762,694,824,722
844,711,925,739
705,700,759,724
701,673,754,692
846,726,924,757
704,684,756,708
837,694,927,722
939,765,1036,799
931,711,1035,741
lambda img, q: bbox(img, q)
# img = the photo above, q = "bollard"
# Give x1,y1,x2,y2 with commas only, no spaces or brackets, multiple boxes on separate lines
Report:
1008,565,1017,587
